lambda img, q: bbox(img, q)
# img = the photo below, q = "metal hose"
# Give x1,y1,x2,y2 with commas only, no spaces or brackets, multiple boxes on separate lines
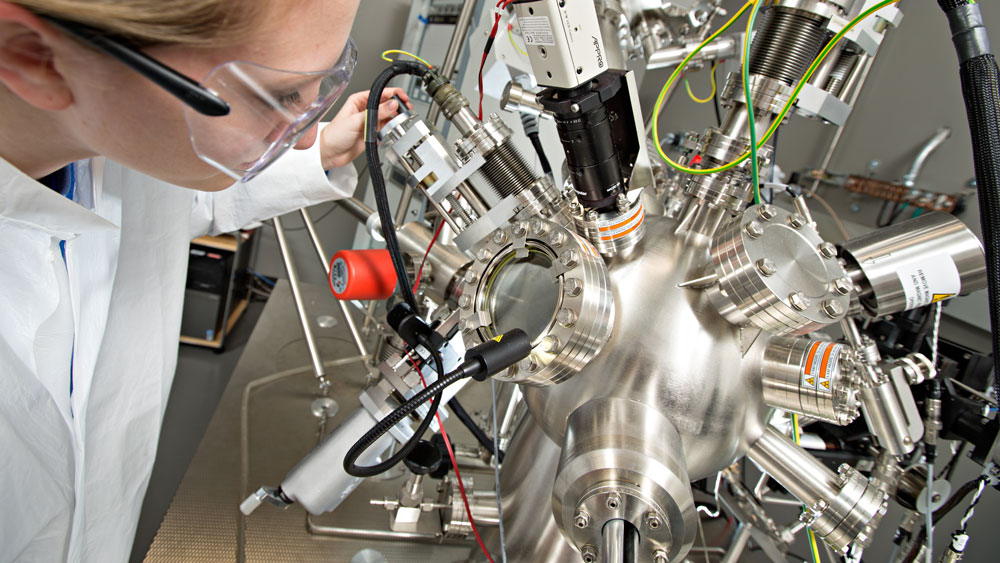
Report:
938,0,1000,405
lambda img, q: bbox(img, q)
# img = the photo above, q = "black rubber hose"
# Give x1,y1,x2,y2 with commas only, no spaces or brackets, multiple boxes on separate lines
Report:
900,476,985,563
938,0,1000,405
365,62,429,312
528,133,552,176
344,346,476,477
447,398,505,462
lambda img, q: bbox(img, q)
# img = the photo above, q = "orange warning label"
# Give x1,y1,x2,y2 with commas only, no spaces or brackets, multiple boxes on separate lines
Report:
802,342,842,394
931,293,955,303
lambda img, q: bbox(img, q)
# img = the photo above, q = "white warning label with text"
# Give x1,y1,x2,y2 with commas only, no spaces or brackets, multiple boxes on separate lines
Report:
895,253,961,310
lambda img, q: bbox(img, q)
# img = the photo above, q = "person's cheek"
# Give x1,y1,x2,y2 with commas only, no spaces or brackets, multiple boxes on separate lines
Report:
294,123,319,150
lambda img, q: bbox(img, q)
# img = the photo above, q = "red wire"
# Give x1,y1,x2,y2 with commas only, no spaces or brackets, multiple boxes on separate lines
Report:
413,220,446,294
478,0,516,121
406,352,496,563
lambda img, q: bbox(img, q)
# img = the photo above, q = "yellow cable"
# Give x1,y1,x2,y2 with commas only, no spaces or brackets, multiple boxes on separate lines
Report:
508,27,528,56
684,63,717,104
652,0,902,177
792,414,823,563
381,49,433,68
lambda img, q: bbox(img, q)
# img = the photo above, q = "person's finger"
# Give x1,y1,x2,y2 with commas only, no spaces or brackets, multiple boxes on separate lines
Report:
346,91,370,112
376,99,400,126
380,87,413,110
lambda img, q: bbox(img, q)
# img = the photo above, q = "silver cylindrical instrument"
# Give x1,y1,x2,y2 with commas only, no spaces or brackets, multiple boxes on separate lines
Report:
839,212,986,316
747,426,888,553
761,336,861,425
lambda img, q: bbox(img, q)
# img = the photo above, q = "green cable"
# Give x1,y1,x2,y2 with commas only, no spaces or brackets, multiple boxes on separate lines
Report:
652,0,901,179
745,0,764,204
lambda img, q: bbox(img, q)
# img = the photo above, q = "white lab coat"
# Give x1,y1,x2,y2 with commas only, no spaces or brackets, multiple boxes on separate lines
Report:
0,131,357,562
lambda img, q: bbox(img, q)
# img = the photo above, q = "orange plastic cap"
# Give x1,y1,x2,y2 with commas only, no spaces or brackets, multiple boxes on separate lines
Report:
329,249,397,301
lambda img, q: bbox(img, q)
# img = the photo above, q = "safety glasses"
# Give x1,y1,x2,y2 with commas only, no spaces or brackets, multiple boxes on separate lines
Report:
44,17,357,182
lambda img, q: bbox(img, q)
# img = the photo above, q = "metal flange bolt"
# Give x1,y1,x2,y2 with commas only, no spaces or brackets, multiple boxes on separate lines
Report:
822,300,845,318
581,545,597,563
564,278,583,297
745,220,764,239
789,292,811,311
653,550,669,563
645,512,663,530
756,258,777,277
788,213,807,229
758,204,778,221
606,492,622,510
492,230,508,245
477,248,493,263
574,509,591,529
819,242,838,259
832,277,853,295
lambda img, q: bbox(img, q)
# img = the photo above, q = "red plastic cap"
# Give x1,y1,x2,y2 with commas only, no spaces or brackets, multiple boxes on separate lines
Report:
329,249,397,301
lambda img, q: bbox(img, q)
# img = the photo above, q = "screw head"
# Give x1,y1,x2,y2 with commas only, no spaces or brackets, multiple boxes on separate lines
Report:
512,221,529,237
492,231,508,245
758,204,778,221
616,193,629,212
477,248,493,263
463,270,478,284
789,292,811,311
557,308,578,327
549,231,567,247
788,213,807,229
607,492,622,510
822,300,845,318
745,220,765,239
585,209,599,222
653,550,669,563
560,250,580,267
541,335,562,353
756,258,777,276
564,278,583,296
460,318,476,332
530,219,548,235
832,277,853,295
819,242,838,258
518,357,538,372
570,103,581,113
458,294,472,309
574,509,590,529
645,512,662,530
903,436,913,445
581,545,597,563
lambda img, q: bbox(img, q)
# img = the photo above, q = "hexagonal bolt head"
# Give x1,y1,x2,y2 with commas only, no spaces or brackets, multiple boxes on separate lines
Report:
476,248,493,263
787,213,807,229
818,242,838,259
645,512,663,530
518,357,538,372
616,193,629,212
756,258,777,277
832,277,853,295
574,509,591,529
758,204,778,221
606,492,622,510
585,209,600,222
581,546,597,563
530,219,548,235
653,550,669,563
458,294,472,309
492,231,508,245
788,292,811,311
463,270,479,284
822,300,845,318
512,221,529,237
460,318,477,332
564,278,583,297
560,250,580,268
550,231,567,247
542,335,562,353
744,220,765,239
557,308,578,327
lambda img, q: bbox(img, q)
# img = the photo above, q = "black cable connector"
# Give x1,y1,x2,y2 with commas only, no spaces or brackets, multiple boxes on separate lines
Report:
344,329,530,477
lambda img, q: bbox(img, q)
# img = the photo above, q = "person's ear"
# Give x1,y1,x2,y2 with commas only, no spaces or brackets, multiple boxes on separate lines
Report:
0,3,72,110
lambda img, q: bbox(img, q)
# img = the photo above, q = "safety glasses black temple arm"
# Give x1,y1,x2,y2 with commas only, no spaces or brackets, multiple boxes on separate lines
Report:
40,16,230,117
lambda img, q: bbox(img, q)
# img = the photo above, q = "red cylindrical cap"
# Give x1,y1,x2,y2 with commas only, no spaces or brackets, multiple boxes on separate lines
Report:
329,249,397,301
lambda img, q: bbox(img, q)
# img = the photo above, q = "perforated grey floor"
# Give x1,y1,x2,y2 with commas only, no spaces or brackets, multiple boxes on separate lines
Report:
144,282,475,563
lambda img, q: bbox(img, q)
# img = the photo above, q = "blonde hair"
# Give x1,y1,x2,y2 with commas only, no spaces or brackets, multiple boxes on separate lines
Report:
14,0,263,47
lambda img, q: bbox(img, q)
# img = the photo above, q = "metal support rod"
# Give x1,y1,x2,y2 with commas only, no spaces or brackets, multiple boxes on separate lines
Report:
305,514,473,545
807,54,875,194
427,0,478,127
602,519,625,563
340,196,375,224
719,524,752,563
299,208,369,359
394,184,415,226
272,216,328,387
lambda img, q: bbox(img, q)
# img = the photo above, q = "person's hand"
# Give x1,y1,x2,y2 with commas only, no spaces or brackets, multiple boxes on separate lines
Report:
320,88,413,170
